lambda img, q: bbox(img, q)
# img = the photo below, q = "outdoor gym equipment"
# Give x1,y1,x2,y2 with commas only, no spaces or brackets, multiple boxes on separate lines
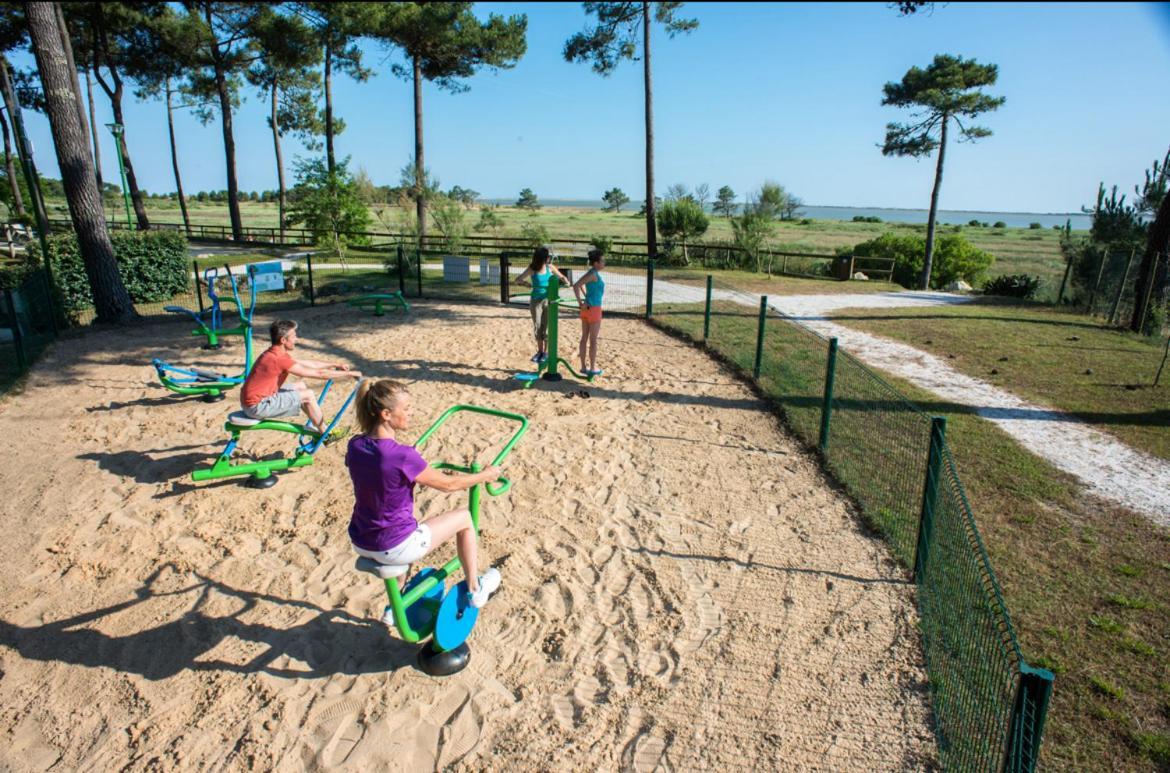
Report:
190,379,362,488
346,291,410,317
354,404,528,677
166,266,249,349
510,276,596,388
152,265,258,403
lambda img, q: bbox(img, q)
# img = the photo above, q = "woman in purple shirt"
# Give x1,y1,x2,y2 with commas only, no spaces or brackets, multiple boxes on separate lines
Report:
346,380,502,608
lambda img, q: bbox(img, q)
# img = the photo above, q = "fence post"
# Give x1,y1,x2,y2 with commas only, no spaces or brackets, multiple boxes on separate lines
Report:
306,252,316,306
752,295,767,379
1087,247,1109,312
914,416,947,582
4,288,25,371
703,274,713,342
416,248,423,297
819,337,839,452
1056,254,1073,306
645,258,655,318
1003,664,1055,773
397,245,406,296
500,253,510,304
193,259,205,314
1107,248,1137,324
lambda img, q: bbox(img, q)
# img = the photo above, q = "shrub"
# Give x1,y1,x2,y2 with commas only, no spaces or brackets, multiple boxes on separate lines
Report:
983,274,1040,299
799,218,813,225
518,219,550,248
968,219,982,227
993,221,1007,229
29,230,189,318
1029,222,1042,229
852,215,882,223
431,197,469,254
850,231,994,289
656,198,709,265
588,234,612,255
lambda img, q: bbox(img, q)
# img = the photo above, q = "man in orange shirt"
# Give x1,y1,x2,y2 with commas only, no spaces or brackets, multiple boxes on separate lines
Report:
240,320,362,429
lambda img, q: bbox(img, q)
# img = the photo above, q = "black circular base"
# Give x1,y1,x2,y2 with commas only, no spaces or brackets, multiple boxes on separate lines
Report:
417,642,470,677
246,474,278,489
201,343,223,350
541,372,563,382
201,392,226,403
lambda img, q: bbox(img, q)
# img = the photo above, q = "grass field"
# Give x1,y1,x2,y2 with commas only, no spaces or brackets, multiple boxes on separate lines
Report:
651,298,1170,771
72,198,1077,299
827,298,1170,461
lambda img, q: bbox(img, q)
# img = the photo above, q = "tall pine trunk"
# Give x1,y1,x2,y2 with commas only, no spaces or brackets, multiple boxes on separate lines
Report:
271,82,286,244
206,6,243,241
1130,190,1170,332
921,115,948,290
642,1,657,261
27,1,135,323
324,42,334,175
413,55,426,251
85,68,102,193
0,57,47,230
0,110,25,218
164,78,190,236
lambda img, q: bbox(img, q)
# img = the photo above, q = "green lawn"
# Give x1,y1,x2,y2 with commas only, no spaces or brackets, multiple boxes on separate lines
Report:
69,199,1077,299
827,298,1170,461
652,299,1170,772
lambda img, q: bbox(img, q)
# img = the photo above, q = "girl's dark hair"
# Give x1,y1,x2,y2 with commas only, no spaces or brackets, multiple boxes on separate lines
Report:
526,245,551,274
587,248,604,265
355,379,409,435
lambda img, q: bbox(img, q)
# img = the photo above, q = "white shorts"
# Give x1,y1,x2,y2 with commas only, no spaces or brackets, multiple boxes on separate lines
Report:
353,525,432,566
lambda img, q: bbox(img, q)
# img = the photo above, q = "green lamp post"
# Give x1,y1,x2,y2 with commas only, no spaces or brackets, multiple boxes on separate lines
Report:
106,122,132,228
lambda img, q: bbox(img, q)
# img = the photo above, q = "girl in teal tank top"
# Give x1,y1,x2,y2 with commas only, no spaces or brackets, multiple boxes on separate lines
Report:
516,246,571,363
572,249,607,377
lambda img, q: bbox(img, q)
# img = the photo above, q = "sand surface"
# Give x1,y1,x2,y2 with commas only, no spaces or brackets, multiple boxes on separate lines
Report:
0,300,935,770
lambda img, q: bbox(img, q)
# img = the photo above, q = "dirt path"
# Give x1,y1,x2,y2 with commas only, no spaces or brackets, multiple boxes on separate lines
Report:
0,301,934,770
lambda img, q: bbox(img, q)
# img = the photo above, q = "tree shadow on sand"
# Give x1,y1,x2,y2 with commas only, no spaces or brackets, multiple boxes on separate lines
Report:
0,563,418,681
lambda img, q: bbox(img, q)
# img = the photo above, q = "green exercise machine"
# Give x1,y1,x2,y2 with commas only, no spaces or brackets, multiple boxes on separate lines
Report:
152,265,258,402
347,290,410,317
191,379,363,488
511,276,596,388
354,404,528,676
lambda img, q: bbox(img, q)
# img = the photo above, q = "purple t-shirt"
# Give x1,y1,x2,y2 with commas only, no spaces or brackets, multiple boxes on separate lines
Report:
346,435,429,551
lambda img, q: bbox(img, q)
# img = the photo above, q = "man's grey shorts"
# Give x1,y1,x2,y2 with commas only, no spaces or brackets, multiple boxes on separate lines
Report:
243,385,301,419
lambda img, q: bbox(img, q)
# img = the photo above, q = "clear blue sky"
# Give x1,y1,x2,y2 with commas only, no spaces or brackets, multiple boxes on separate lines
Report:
11,2,1170,213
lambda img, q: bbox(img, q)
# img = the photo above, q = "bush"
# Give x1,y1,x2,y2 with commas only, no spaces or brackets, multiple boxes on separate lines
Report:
850,231,994,289
29,230,189,317
799,218,813,225
983,274,1040,299
656,198,709,265
518,219,550,249
993,221,1007,229
852,215,882,223
968,219,982,227
1029,222,1042,229
588,234,612,255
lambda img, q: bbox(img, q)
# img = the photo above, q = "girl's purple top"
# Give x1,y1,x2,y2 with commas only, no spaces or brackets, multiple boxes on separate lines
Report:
346,435,428,551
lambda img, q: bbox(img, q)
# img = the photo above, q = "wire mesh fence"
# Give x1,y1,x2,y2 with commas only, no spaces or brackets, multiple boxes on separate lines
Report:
1,270,58,391
646,273,1053,773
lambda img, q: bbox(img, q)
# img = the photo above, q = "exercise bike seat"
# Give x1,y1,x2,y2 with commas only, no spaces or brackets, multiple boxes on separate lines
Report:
354,556,409,579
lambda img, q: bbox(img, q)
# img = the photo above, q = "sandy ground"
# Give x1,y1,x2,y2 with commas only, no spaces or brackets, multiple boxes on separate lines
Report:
0,300,935,771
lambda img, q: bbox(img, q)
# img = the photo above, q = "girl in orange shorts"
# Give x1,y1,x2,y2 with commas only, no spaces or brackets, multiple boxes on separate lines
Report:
572,249,606,377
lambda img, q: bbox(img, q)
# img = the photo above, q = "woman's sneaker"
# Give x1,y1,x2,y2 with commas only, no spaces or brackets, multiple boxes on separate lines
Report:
469,568,501,608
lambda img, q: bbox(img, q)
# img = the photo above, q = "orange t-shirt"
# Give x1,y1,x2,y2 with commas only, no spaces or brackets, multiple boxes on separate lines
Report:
240,346,295,406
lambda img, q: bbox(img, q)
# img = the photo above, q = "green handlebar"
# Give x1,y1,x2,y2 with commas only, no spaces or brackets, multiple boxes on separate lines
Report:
415,405,528,489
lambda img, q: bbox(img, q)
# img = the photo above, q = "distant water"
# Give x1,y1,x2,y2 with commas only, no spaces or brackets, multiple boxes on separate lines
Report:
482,199,1090,230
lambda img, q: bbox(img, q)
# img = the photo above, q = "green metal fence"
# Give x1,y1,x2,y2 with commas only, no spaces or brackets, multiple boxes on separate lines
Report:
649,274,1054,772
1,271,58,392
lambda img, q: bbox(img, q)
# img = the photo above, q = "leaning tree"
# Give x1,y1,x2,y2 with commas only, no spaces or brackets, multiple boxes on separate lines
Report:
26,0,136,322
881,54,1004,289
